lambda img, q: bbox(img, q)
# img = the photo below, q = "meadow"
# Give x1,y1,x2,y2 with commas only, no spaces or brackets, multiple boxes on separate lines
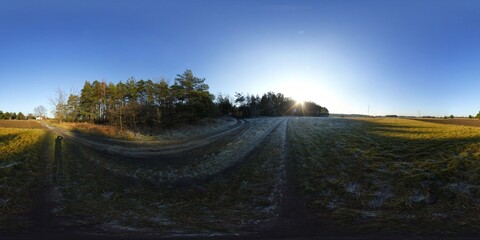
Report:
0,122,51,230
2,117,480,237
288,117,480,233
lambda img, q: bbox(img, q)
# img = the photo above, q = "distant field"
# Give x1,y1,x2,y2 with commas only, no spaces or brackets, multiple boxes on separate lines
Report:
288,117,480,233
0,120,45,129
416,118,480,128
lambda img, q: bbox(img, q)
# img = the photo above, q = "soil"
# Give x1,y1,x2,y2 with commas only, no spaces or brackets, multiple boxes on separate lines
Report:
0,120,45,129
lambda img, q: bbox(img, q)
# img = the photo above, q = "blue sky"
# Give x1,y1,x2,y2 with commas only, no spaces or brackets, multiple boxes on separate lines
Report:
2,0,480,116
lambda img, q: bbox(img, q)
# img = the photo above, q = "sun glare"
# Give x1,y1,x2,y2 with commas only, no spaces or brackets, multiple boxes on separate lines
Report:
280,78,311,104
289,87,308,104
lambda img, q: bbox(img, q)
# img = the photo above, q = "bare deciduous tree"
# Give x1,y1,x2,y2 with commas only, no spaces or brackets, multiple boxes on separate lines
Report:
50,89,68,123
34,105,48,119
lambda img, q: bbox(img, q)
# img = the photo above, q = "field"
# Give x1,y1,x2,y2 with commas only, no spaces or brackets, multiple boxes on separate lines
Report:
0,120,45,129
0,124,51,230
1,117,480,238
288,117,480,234
417,118,480,128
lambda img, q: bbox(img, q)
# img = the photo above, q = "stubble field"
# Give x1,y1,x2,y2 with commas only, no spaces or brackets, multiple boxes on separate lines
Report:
1,117,480,238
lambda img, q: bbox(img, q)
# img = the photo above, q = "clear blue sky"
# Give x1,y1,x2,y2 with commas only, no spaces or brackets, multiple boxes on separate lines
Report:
2,0,480,117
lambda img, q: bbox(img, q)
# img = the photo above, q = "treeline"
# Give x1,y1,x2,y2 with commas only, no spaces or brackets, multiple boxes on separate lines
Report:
0,111,34,120
221,92,329,118
53,69,328,129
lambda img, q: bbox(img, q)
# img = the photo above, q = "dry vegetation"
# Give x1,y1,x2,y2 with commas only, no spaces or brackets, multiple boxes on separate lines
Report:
416,118,480,128
52,118,237,142
0,126,50,230
3,117,480,236
288,117,480,233
0,120,45,129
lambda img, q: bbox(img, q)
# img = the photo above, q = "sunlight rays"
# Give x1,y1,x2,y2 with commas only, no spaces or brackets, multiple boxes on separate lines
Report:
287,100,306,115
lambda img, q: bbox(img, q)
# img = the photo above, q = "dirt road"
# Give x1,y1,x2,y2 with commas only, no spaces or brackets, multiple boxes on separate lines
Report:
20,118,306,238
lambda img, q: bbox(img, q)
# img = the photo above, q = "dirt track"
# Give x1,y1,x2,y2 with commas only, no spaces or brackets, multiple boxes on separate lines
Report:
20,118,310,238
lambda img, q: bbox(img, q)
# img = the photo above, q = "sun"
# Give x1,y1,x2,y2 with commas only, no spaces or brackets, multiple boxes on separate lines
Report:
296,99,305,105
294,100,305,108
280,79,312,105
290,90,307,105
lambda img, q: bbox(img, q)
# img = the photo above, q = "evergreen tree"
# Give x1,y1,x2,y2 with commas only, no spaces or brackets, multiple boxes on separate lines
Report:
17,112,25,120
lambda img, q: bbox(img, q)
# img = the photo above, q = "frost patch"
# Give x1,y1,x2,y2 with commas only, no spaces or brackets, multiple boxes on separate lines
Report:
151,215,174,225
369,186,394,208
408,189,425,204
360,211,378,218
0,161,21,169
102,220,141,232
345,182,359,194
327,199,339,209
447,182,473,195
101,192,114,199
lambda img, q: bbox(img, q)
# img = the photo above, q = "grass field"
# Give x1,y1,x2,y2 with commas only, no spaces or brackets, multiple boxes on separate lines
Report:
0,126,50,229
0,120,45,129
288,117,480,233
2,117,480,236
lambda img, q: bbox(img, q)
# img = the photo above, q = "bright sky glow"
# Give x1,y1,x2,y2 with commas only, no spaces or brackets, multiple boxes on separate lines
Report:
2,0,480,117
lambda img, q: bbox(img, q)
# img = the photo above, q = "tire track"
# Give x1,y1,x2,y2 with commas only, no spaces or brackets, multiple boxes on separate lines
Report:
266,117,324,238
34,118,311,237
169,118,286,187
41,118,285,187
41,119,245,159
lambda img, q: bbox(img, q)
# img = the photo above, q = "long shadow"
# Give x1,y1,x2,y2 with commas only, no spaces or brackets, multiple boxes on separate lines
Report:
1,133,46,231
362,121,480,143
292,117,480,235
54,136,63,180
0,133,18,144
415,118,480,128
28,133,59,232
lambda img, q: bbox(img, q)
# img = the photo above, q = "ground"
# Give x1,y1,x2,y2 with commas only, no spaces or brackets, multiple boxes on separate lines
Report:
1,118,480,239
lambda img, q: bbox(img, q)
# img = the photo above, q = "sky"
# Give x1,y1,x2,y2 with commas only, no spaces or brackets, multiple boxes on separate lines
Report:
2,0,480,116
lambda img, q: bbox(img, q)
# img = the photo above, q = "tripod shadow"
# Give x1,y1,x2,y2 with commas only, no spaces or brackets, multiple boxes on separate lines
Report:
54,136,63,181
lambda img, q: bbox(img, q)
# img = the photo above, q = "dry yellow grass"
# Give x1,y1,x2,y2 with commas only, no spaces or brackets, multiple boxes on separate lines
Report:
0,127,48,229
54,122,122,138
